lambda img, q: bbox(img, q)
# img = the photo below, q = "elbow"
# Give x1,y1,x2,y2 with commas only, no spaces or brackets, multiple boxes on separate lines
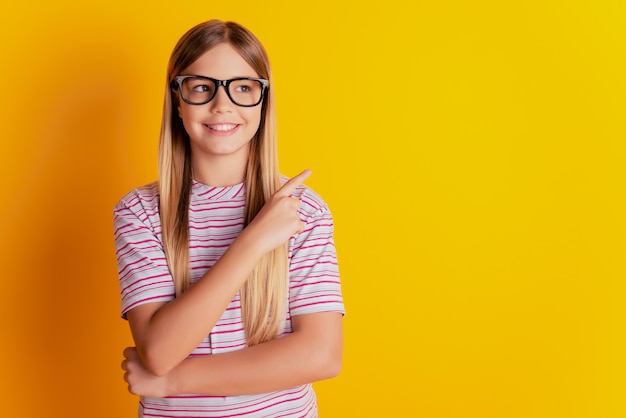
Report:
315,343,343,380
321,359,341,380
293,312,344,381
326,349,343,378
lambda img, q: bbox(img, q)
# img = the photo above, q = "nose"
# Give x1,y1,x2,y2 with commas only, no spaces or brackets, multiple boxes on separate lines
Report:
209,85,233,113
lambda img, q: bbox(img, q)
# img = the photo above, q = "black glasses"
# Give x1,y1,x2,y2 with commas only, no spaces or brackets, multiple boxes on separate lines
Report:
171,75,269,107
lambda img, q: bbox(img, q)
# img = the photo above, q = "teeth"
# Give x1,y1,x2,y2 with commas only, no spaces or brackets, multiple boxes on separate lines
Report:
209,124,237,131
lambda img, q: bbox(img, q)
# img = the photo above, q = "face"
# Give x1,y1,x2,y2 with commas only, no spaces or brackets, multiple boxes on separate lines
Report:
176,43,263,172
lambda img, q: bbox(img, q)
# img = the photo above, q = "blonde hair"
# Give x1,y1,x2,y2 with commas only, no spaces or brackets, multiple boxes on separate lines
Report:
158,20,287,346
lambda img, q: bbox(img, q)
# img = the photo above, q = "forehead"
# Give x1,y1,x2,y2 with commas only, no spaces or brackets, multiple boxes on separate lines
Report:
182,43,259,79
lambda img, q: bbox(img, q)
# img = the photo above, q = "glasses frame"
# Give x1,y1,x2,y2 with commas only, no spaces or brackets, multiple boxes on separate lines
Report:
171,75,269,107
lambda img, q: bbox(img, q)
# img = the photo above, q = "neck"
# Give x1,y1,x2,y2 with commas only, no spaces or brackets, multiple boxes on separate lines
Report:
191,149,249,187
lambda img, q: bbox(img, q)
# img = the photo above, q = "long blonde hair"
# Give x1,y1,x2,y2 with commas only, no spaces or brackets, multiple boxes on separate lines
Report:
158,20,288,346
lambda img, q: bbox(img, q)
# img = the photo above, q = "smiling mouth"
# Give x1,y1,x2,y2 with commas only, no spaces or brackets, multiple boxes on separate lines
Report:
205,123,239,132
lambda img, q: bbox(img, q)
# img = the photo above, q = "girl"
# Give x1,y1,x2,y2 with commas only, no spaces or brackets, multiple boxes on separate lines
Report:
113,20,345,417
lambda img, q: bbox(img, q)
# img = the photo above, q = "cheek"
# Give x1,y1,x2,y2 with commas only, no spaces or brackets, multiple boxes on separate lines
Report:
245,109,263,131
178,109,203,141
179,106,202,128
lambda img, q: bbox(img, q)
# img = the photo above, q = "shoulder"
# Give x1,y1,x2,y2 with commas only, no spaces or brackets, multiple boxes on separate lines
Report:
113,181,160,216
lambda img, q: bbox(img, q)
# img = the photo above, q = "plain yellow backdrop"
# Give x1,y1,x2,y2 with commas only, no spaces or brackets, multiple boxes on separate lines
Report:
1,1,625,417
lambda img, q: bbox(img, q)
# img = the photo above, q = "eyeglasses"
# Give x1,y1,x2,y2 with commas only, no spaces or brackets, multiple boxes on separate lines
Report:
171,75,269,107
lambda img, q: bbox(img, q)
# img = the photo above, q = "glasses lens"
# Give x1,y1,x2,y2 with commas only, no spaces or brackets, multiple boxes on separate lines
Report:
228,79,264,106
181,77,216,104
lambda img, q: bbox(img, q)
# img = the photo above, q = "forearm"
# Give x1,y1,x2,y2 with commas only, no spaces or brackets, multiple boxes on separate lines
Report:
134,230,263,375
168,314,343,396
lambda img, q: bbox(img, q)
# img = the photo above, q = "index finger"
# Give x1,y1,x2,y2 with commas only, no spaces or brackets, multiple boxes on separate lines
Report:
123,346,137,359
276,169,312,197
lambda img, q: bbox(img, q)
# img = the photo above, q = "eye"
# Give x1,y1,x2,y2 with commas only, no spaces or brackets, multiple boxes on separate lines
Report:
183,78,215,95
235,84,252,93
232,80,259,94
192,84,212,92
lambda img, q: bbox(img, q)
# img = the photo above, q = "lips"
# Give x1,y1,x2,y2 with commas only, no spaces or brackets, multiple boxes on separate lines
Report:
202,123,241,136
206,123,238,131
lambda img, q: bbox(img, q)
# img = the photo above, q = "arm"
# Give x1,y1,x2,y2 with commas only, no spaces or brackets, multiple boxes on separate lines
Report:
122,311,343,397
126,229,263,376
123,170,312,376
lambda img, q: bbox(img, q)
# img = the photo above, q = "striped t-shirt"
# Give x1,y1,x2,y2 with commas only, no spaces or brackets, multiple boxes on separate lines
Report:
113,178,345,417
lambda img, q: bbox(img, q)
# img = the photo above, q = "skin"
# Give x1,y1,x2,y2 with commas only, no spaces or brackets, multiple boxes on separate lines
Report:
120,43,343,398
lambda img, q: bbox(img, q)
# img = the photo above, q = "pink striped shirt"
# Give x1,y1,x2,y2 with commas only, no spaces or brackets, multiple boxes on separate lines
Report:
113,178,345,417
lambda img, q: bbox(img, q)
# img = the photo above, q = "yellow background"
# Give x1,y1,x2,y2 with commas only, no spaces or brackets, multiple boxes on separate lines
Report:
1,1,625,417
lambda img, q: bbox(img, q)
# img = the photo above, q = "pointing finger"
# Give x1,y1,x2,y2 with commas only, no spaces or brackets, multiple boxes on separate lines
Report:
276,169,311,197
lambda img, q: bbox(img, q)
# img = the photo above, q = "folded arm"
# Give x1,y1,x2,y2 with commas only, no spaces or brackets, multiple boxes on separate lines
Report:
122,312,343,397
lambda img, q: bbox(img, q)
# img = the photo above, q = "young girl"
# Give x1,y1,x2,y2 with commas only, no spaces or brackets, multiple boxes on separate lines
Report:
113,20,345,417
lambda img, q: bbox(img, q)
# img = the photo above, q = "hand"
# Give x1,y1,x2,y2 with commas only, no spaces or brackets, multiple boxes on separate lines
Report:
243,169,312,255
122,347,172,398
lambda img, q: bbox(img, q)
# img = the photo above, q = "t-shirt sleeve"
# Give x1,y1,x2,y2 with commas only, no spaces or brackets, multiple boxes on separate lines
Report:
113,192,175,318
288,188,345,317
